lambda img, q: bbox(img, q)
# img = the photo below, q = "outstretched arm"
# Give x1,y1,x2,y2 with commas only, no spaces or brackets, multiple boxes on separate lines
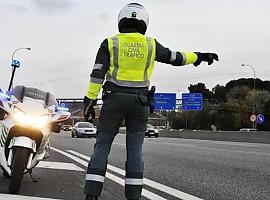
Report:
155,40,218,66
86,39,110,100
84,39,110,122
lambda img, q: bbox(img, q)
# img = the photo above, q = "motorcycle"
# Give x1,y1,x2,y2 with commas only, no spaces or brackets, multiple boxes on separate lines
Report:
0,84,70,194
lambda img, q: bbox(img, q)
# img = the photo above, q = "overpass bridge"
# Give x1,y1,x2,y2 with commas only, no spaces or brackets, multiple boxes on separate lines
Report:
56,98,225,127
56,98,168,127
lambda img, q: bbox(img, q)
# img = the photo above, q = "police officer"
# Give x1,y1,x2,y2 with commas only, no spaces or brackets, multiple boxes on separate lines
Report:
84,3,218,200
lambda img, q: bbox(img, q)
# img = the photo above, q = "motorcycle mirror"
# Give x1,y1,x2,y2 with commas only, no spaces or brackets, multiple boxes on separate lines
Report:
51,111,71,123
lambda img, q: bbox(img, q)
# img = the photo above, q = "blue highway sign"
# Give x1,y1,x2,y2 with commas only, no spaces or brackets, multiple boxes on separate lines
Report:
257,114,265,124
182,93,203,111
154,93,176,110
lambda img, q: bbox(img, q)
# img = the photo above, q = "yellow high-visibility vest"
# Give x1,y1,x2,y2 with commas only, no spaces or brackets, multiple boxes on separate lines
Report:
86,33,198,100
107,33,156,87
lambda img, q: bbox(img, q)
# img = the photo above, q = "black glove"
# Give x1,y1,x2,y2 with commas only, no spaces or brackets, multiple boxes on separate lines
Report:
83,96,97,123
193,52,219,67
148,86,156,113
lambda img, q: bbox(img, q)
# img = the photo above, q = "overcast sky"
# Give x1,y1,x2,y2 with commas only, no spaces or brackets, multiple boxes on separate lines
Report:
0,0,270,98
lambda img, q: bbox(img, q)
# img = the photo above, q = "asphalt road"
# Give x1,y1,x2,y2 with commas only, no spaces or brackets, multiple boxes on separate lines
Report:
1,131,270,200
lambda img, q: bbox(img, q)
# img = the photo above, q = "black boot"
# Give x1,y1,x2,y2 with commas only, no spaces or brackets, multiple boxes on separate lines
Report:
86,195,98,200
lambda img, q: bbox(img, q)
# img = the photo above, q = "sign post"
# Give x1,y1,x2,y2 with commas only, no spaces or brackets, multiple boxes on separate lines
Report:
181,93,203,130
154,93,176,129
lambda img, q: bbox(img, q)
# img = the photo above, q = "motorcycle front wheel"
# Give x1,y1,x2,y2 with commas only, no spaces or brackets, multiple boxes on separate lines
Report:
9,147,30,194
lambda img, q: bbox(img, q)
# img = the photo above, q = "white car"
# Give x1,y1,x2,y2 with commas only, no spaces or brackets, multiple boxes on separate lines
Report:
72,122,97,138
145,124,159,138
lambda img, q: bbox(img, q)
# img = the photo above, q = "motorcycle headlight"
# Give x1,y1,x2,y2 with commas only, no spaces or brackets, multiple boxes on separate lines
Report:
14,108,49,128
154,129,158,133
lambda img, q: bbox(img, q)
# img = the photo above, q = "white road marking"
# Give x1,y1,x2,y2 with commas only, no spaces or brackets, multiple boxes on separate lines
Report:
37,161,84,171
0,194,61,200
196,146,270,156
106,172,166,200
145,139,259,148
113,142,196,147
67,150,203,200
211,141,258,147
114,139,270,156
51,147,167,200
145,142,197,147
51,147,89,166
179,138,270,147
112,142,125,146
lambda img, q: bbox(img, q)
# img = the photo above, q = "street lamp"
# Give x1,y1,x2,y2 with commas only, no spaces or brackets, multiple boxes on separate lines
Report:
241,64,256,128
8,47,31,91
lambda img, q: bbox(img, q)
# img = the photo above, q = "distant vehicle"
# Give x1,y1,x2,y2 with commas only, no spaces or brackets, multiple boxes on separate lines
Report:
239,128,257,132
72,122,97,138
178,129,186,131
145,124,159,138
62,125,72,131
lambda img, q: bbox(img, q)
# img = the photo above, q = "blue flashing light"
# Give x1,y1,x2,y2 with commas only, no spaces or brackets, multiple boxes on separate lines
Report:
6,91,12,96
56,106,69,112
11,60,21,68
0,92,11,101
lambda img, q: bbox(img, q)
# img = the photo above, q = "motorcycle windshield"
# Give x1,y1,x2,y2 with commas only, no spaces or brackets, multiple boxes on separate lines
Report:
11,80,58,112
12,86,57,107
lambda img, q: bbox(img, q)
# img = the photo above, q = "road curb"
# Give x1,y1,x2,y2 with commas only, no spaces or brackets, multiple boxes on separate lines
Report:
0,194,61,200
159,130,270,144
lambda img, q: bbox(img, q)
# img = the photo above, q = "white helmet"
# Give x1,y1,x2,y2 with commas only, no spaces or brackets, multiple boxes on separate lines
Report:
118,3,149,34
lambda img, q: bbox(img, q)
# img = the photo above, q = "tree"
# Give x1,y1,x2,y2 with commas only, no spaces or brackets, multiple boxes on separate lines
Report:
225,78,270,94
225,86,250,129
171,112,186,129
172,78,270,130
254,90,270,113
212,84,226,102
188,83,214,99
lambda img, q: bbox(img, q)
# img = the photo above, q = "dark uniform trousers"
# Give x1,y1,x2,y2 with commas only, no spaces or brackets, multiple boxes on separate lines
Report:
84,92,148,199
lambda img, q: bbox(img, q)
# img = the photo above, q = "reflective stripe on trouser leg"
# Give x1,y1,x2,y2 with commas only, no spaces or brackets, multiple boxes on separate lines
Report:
124,94,147,199
85,94,125,196
84,167,106,196
84,131,114,196
125,117,146,199
125,171,144,199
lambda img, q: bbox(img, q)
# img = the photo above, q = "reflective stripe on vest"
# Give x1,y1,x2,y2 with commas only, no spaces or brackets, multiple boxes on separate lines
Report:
144,37,153,81
112,37,119,79
107,33,156,87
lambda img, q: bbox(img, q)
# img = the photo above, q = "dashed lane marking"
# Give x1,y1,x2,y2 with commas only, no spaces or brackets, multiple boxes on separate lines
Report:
67,150,203,200
0,162,82,200
0,194,61,200
51,147,166,200
36,161,84,171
